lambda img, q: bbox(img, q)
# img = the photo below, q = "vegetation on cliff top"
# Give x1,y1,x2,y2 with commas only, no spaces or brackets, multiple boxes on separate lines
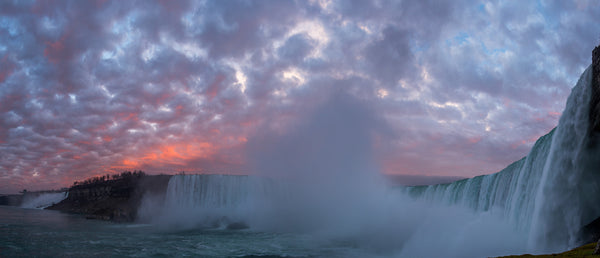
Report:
499,242,600,257
71,170,146,188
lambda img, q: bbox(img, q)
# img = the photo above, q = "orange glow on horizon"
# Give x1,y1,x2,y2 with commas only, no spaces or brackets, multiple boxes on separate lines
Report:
117,141,220,169
123,159,140,166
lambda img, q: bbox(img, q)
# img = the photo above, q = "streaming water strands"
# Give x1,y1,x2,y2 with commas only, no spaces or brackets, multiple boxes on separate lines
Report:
405,130,553,230
164,174,282,210
157,174,296,229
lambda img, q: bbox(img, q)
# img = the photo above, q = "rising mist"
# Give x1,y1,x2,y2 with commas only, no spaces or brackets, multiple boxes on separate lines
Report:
138,93,532,257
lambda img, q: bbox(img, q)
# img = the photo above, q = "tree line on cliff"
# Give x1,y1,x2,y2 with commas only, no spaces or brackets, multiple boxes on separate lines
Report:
71,170,146,188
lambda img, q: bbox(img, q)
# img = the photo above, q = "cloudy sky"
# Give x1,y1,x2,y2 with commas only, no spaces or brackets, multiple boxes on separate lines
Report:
1,0,599,193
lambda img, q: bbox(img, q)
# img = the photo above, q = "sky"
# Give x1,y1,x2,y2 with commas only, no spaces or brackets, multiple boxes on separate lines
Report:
1,0,599,194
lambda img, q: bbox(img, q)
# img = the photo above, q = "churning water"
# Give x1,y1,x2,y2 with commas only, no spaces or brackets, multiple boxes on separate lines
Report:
0,206,369,257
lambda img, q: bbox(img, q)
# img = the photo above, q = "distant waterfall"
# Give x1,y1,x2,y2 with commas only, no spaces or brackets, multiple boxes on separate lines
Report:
20,192,68,209
406,65,600,252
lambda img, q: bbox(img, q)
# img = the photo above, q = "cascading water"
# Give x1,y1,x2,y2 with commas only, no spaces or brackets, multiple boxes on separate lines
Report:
531,64,600,251
20,192,68,209
146,174,284,229
406,65,600,252
164,174,276,210
404,129,554,233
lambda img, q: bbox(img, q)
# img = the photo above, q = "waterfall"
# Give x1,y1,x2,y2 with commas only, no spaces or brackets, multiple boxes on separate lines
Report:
531,64,600,251
404,129,553,230
148,174,284,229
406,65,600,252
164,174,283,209
20,192,68,209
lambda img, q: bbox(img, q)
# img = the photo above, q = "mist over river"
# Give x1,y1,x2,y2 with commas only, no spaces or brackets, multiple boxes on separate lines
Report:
0,206,373,257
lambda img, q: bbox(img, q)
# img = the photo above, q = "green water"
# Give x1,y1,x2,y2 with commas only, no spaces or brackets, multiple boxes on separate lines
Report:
0,206,367,257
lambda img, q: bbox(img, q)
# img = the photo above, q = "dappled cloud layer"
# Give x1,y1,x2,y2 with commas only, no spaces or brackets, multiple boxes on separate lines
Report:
0,0,599,193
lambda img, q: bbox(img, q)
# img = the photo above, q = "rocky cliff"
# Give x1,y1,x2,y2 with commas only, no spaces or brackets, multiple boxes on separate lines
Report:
579,43,600,244
0,194,23,206
589,44,600,142
47,174,171,222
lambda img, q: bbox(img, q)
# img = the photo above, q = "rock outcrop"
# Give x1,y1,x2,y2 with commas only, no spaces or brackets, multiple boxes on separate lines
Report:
594,237,600,254
47,174,171,222
589,44,600,140
0,194,23,206
579,43,600,246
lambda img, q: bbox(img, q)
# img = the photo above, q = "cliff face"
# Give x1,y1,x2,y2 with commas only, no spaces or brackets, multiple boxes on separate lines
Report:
579,44,600,244
47,175,171,222
590,45,600,140
0,194,23,206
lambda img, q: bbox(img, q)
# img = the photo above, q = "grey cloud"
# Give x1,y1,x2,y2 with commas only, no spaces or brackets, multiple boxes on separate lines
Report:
196,0,300,58
277,33,316,64
365,26,415,85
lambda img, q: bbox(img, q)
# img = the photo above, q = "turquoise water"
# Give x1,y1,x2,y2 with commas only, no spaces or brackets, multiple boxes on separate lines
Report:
0,206,369,257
